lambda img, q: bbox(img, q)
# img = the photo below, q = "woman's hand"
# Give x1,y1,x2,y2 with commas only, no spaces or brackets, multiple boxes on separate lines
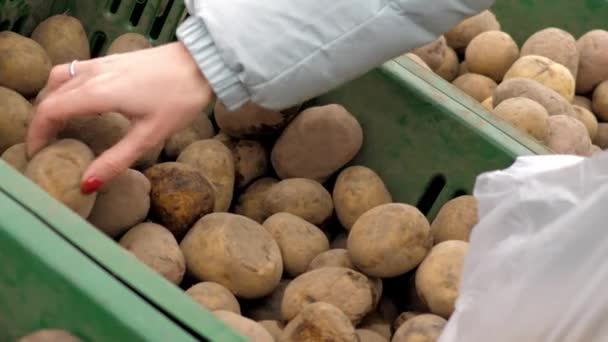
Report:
27,41,213,193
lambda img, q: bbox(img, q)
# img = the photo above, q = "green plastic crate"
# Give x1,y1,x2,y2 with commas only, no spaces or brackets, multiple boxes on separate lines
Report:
0,0,606,341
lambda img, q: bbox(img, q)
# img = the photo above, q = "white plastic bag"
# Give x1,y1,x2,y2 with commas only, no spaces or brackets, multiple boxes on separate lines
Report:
440,152,608,342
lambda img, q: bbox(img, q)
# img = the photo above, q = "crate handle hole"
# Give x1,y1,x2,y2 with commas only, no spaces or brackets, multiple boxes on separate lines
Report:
0,20,11,32
130,0,147,27
149,0,174,39
108,0,122,14
90,31,107,58
11,16,27,33
417,174,446,215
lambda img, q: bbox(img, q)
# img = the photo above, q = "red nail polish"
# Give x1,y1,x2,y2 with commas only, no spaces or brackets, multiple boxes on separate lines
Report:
81,177,103,194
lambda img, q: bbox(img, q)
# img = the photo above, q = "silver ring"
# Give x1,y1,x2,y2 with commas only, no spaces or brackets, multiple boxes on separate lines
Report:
69,60,78,78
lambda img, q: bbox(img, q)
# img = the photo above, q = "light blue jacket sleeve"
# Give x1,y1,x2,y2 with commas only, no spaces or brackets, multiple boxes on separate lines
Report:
177,0,496,111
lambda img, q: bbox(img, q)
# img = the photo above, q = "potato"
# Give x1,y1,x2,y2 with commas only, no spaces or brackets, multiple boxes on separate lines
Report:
458,61,468,76
177,139,235,212
333,166,392,230
576,30,608,94
331,232,349,249
404,53,432,71
25,139,96,218
493,78,576,117
214,132,269,189
393,312,423,331
411,36,447,71
233,177,278,223
546,115,592,156
59,112,163,169
594,123,608,149
392,314,447,342
574,96,593,111
1,143,28,173
520,28,579,79
180,213,283,299
416,241,468,318
481,97,493,111
465,31,519,82
347,203,432,278
144,162,215,237
214,101,300,139
591,145,603,155
357,298,399,340
271,104,363,181
308,249,355,271
435,47,459,82
492,97,550,141
356,329,388,342
119,222,185,284
106,32,152,55
87,169,150,238
246,279,291,321
0,87,32,154
17,330,82,342
280,302,357,342
164,111,215,159
185,281,241,314
431,195,478,244
31,15,90,65
592,80,608,122
572,105,599,140
0,31,52,97
452,73,497,102
444,10,501,49
281,267,376,323
504,55,575,102
214,311,274,342
259,320,285,341
263,212,330,277
263,178,334,225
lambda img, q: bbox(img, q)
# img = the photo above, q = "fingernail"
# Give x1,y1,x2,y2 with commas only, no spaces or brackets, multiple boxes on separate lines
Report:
81,177,103,194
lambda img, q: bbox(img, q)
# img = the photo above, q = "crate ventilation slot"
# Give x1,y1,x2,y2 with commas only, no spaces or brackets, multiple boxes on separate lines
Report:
150,0,175,39
417,174,446,215
130,0,147,27
109,0,122,14
91,31,107,58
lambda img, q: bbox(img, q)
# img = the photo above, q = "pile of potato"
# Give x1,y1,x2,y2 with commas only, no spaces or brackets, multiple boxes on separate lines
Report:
407,10,608,157
1,15,483,342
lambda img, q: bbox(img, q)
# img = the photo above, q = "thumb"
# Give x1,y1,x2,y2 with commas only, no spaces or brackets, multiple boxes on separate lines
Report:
80,122,160,194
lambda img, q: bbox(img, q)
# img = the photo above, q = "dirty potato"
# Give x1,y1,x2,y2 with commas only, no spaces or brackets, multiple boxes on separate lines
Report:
546,115,592,156
186,281,241,314
214,101,300,139
393,311,424,331
452,73,497,102
307,249,355,271
263,178,334,225
259,320,284,341
1,143,28,173
431,195,478,244
233,177,279,223
280,302,357,342
411,36,447,71
435,47,460,82
356,329,388,342
246,279,291,321
504,55,575,102
106,32,152,55
592,80,608,121
214,311,274,342
576,30,608,94
404,53,432,71
444,10,501,49
164,111,215,159
520,27,579,79
594,123,608,149
492,97,550,141
0,87,32,154
31,15,90,65
574,96,593,111
493,78,575,117
214,133,269,189
392,314,447,342
465,31,519,82
571,105,599,140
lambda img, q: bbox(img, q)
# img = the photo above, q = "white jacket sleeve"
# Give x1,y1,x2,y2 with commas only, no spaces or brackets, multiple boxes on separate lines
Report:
177,0,495,111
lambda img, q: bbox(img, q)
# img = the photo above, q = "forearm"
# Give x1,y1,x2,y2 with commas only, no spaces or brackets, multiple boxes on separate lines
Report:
178,0,496,111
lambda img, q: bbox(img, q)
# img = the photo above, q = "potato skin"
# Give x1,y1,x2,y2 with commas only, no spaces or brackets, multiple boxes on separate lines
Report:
106,32,152,55
280,302,357,342
444,10,501,49
404,53,432,71
594,123,608,149
119,223,186,285
452,73,497,102
356,329,388,342
358,298,400,340
281,267,376,324
411,36,447,71
504,55,575,102
546,115,592,156
17,329,82,342
576,30,608,94
333,166,392,230
592,80,608,122
492,97,550,141
493,78,575,117
574,96,593,111
263,212,330,277
214,101,300,139
234,177,278,223
308,249,355,271
164,111,215,159
214,311,274,342
391,314,447,342
144,162,215,237
214,133,269,189
431,195,478,243
246,279,291,321
348,203,432,278
520,28,579,79
416,241,469,318
177,139,235,212
180,213,283,299
25,139,96,218
31,15,90,65
271,104,363,182
0,87,32,154
571,105,598,140
263,178,334,225
87,169,151,238
465,31,519,82
0,31,52,97
1,143,28,173
435,46,460,82
185,282,241,314
259,320,285,341
393,311,423,331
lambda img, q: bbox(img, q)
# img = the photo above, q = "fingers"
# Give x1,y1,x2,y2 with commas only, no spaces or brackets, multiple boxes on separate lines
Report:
80,122,162,193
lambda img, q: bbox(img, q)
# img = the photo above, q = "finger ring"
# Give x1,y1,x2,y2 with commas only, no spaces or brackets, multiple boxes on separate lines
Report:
69,60,78,78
